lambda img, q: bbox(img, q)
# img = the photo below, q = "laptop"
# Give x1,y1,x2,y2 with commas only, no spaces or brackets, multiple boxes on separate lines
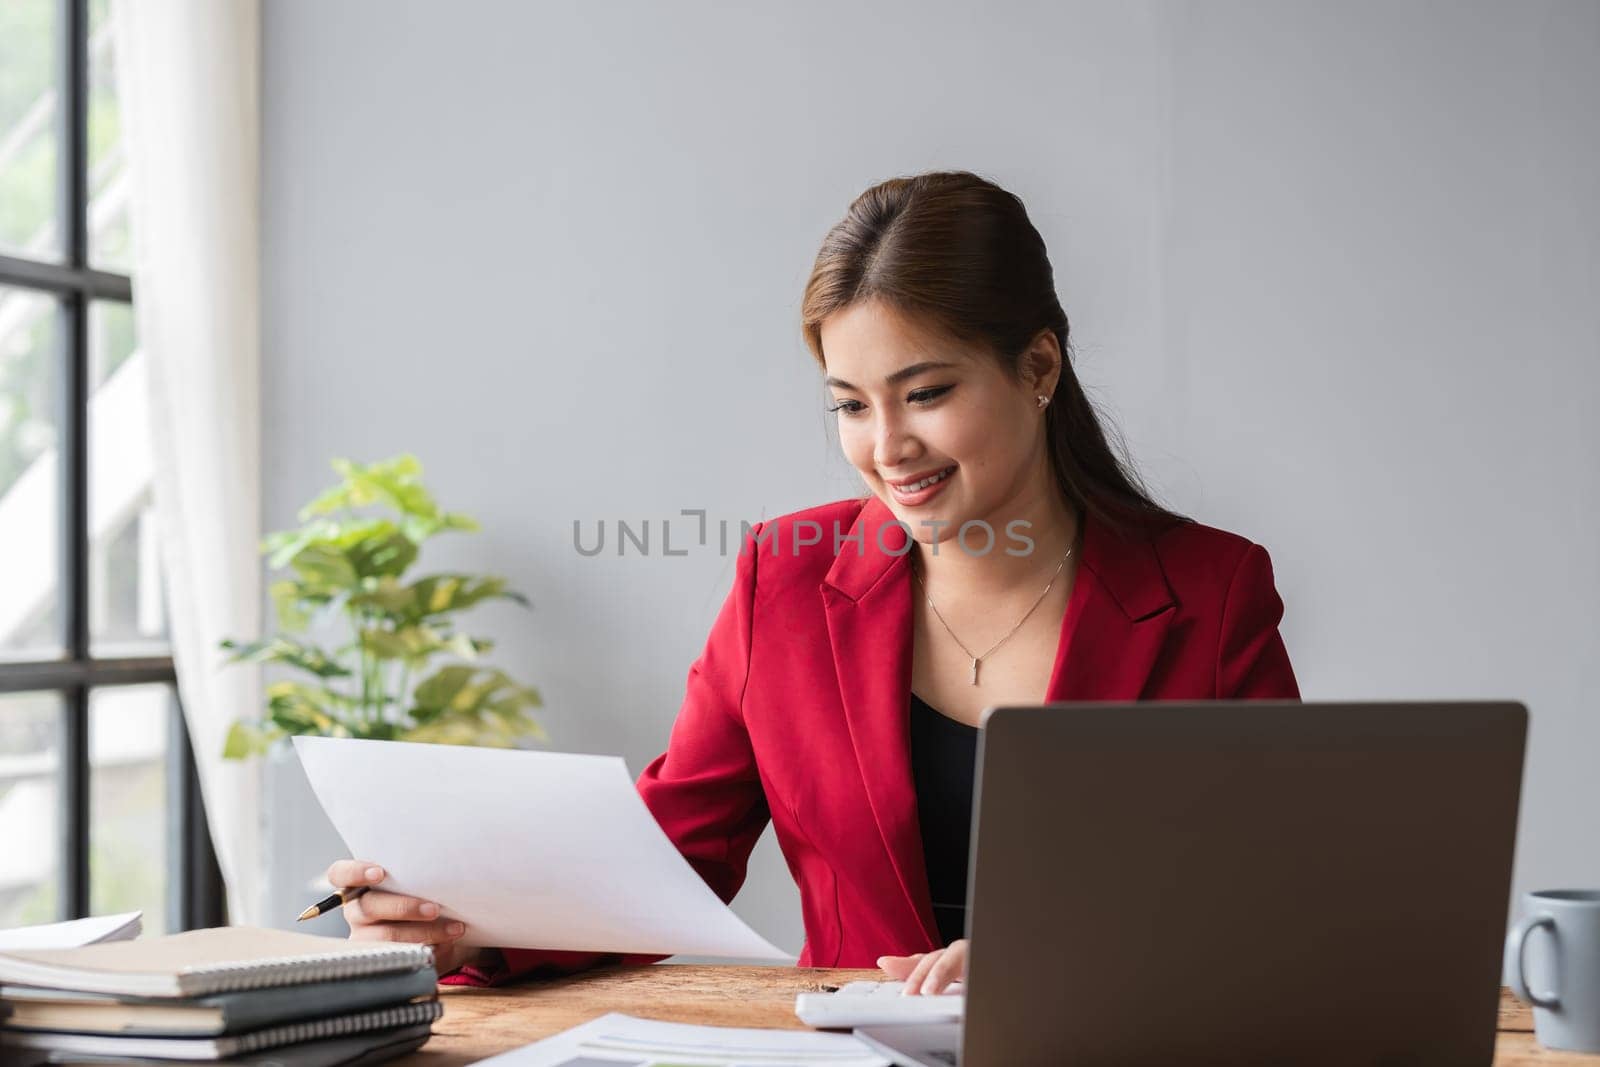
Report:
854,700,1526,1066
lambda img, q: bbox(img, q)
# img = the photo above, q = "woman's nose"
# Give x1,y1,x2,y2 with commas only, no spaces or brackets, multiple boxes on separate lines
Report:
872,416,919,470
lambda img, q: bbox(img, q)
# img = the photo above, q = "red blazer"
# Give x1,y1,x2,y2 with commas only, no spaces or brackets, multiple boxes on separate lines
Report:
444,495,1300,985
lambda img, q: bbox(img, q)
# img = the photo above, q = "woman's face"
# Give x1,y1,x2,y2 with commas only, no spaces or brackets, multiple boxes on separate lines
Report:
820,298,1055,541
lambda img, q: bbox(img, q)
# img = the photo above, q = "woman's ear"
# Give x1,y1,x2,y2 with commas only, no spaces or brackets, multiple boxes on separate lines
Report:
1020,329,1062,397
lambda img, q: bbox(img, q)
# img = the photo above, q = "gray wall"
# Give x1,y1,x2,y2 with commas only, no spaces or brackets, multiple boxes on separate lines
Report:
262,0,1600,959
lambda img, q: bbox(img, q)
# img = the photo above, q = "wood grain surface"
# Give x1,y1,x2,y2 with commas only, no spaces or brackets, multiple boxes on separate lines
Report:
393,965,1582,1065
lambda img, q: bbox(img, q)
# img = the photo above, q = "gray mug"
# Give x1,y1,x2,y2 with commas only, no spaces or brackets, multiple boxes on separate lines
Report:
1505,889,1600,1053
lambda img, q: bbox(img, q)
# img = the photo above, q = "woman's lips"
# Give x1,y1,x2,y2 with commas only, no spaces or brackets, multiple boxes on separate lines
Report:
887,465,956,505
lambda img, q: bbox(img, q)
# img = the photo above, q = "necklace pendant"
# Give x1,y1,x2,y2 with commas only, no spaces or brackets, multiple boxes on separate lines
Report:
970,657,980,685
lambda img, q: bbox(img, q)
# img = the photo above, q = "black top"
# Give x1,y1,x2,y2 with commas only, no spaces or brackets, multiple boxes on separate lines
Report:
908,690,979,947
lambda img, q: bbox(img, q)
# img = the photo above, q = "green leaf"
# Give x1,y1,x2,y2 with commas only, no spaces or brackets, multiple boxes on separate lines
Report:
265,680,354,709
301,455,439,523
269,581,313,632
347,576,415,615
221,637,351,679
358,626,427,661
406,666,543,739
398,711,543,748
358,629,404,660
267,704,319,734
298,479,359,519
412,664,477,714
438,512,480,533
482,700,549,742
415,575,527,616
263,525,320,568
223,720,258,759
222,720,284,760
290,544,359,589
400,511,480,543
266,517,406,574
323,517,396,547
443,633,488,659
345,532,418,580
347,574,527,624
265,681,355,736
358,625,488,667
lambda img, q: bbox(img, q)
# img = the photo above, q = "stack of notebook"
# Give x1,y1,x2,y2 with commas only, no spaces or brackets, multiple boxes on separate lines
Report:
0,927,440,1065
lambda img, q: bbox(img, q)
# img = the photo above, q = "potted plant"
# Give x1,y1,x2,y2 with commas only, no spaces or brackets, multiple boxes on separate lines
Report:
221,453,545,757
219,454,545,929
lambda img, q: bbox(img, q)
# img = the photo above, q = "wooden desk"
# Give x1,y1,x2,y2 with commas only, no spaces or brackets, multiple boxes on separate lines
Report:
400,966,1581,1065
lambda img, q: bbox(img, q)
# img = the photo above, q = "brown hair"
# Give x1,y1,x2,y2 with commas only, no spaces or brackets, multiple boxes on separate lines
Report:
801,170,1191,540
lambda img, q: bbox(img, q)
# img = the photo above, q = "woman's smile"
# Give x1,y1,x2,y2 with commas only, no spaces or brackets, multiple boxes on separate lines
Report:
886,464,957,505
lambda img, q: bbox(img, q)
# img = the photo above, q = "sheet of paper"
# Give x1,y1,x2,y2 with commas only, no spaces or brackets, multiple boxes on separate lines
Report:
470,1011,891,1066
0,912,142,951
294,737,789,960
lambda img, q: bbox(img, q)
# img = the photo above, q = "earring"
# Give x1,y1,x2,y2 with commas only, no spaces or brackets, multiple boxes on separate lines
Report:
1036,394,1049,409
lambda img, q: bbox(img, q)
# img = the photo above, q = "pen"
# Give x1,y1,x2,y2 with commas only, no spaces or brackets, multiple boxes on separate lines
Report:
297,885,368,922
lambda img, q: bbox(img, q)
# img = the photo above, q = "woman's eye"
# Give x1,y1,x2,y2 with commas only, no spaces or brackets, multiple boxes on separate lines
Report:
827,386,950,417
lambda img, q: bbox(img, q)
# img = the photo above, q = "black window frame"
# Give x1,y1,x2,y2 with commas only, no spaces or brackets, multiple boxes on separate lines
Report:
0,0,224,933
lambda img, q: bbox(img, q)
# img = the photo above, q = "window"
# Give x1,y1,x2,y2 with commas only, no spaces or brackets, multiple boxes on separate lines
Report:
0,0,223,934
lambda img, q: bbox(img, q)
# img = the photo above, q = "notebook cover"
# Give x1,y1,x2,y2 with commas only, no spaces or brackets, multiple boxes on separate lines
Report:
0,927,433,998
0,996,441,1059
1,966,439,1036
1,1020,433,1066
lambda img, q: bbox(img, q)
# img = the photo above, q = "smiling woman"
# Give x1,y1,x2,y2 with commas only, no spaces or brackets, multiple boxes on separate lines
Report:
331,170,1300,995
803,171,1189,544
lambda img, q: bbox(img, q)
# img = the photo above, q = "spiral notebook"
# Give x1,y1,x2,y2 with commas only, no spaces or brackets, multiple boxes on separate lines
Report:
0,965,440,1036
0,997,442,1060
0,927,433,999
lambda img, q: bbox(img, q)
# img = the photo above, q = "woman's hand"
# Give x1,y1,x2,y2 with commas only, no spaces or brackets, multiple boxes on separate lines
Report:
877,939,968,995
326,859,494,977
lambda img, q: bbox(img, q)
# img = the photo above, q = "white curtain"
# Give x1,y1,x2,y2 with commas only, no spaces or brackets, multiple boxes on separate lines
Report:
112,0,265,926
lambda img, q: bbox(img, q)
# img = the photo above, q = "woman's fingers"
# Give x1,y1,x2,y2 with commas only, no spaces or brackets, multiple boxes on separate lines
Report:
900,949,945,994
330,858,469,960
344,890,440,925
875,952,924,980
917,940,967,994
326,859,386,889
883,941,967,995
348,917,466,946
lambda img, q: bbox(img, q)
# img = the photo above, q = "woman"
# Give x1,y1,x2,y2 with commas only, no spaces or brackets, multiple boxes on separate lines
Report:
326,170,1300,995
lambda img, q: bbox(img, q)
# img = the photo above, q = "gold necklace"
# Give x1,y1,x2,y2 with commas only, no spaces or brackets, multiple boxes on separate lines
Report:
912,544,1074,685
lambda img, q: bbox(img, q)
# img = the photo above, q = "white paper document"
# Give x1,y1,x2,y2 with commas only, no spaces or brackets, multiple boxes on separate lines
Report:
0,911,142,951
470,1011,890,1066
293,736,789,960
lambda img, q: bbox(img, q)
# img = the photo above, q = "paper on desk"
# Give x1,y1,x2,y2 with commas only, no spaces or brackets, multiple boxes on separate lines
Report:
470,1011,891,1066
0,912,142,951
293,736,789,960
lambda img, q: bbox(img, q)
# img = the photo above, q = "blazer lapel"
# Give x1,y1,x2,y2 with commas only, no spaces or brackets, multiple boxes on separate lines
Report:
1045,508,1177,702
820,496,1177,949
820,497,928,942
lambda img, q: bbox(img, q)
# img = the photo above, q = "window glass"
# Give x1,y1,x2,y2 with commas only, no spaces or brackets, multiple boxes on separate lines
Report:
89,299,167,655
90,684,171,936
0,1,62,261
87,0,130,271
0,284,62,661
0,690,63,927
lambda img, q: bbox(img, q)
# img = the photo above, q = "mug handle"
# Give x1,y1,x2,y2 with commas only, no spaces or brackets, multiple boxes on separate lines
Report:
1506,913,1560,1009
